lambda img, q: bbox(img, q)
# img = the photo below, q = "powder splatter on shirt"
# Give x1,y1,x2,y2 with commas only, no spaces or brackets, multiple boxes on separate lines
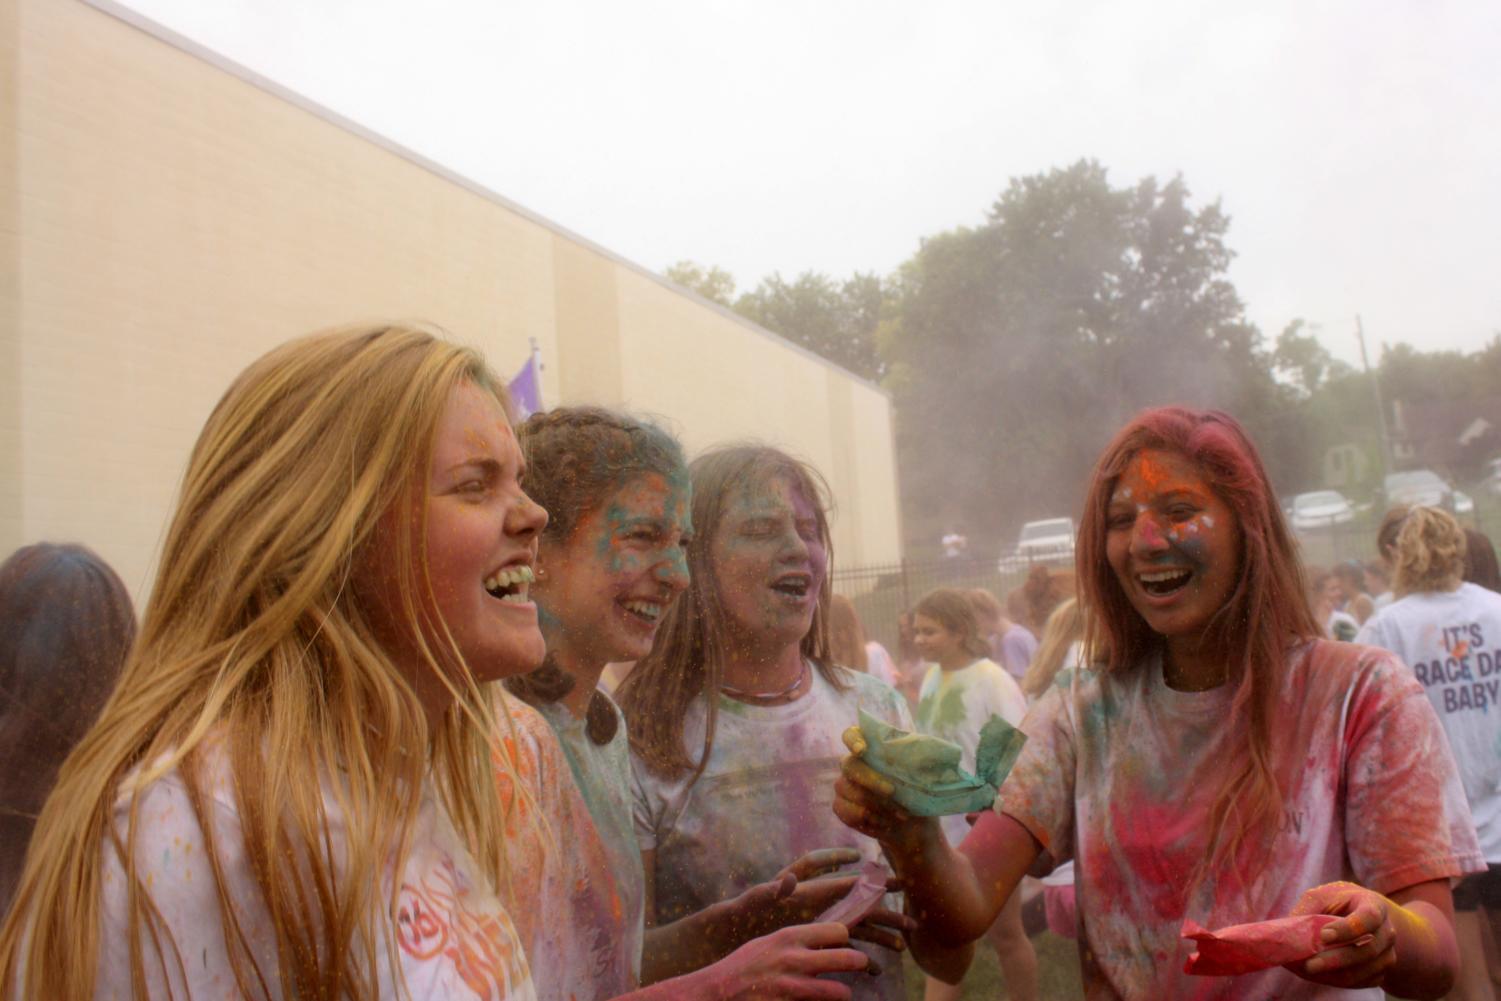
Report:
632,667,912,1001
493,697,637,1001
537,694,646,989
91,733,536,1000
915,657,1028,846
996,639,1483,1000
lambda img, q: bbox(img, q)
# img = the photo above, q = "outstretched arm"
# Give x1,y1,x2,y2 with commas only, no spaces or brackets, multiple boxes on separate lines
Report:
1284,878,1459,999
832,726,1042,979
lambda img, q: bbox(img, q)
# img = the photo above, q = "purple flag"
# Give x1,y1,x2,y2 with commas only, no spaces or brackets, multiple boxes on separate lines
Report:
507,353,542,420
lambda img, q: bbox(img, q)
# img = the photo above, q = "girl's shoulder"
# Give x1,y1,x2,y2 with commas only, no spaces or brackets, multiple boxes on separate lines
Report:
1289,638,1421,712
831,663,912,724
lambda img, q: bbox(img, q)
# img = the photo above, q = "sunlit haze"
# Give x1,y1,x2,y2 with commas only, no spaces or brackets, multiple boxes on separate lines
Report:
121,0,1499,366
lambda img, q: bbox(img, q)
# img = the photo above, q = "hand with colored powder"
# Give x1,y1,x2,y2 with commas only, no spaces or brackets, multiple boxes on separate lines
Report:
1284,879,1461,998
718,848,915,954
833,724,947,861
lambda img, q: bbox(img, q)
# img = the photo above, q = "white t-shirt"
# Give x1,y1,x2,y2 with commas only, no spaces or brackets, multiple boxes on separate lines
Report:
494,697,639,1001
914,657,1028,846
92,737,535,1001
536,695,646,991
996,640,1483,1001
631,666,912,1001
1356,582,1501,861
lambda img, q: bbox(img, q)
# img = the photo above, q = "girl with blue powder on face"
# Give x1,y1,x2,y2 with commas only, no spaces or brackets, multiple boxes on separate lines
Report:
620,444,917,1001
836,406,1484,1000
504,411,903,1000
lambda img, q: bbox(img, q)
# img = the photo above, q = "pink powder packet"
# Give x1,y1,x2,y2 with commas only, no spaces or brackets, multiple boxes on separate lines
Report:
1182,914,1340,975
815,860,891,927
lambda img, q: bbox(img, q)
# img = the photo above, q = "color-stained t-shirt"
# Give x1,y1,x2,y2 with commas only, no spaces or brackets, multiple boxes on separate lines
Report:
914,657,1029,846
535,694,646,988
631,666,913,1001
493,696,638,1001
91,736,535,1001
996,640,1483,1001
1357,582,1501,861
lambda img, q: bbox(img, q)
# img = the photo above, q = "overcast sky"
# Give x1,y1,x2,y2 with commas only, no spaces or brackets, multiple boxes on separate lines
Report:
123,0,1500,368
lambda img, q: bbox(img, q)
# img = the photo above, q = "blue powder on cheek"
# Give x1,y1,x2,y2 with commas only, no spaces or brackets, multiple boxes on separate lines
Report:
1170,535,1208,570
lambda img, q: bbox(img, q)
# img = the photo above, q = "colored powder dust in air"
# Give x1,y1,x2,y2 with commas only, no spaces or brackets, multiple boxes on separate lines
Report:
1181,914,1341,975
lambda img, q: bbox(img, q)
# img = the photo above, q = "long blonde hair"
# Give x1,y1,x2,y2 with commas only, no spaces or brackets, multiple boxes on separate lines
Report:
1020,598,1084,698
0,324,522,1000
1393,506,1466,597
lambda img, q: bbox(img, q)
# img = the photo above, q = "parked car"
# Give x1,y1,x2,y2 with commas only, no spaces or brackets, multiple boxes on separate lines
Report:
998,516,1075,572
1382,469,1455,511
1290,490,1356,531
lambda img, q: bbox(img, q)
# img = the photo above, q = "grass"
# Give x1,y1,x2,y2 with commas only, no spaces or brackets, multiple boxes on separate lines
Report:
902,933,1085,1000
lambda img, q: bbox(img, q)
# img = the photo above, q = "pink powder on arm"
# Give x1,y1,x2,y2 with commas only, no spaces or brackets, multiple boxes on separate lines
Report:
1181,914,1340,976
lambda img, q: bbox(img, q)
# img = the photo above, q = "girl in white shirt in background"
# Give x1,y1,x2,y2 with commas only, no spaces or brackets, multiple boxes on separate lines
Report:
909,587,1036,1001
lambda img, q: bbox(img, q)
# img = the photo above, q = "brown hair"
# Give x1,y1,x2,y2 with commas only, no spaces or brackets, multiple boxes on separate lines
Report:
1462,528,1501,594
0,544,135,913
505,406,686,745
965,588,1004,633
1021,565,1074,634
1393,507,1466,597
1076,407,1320,880
828,595,870,671
1022,598,1085,699
619,445,847,779
1376,505,1411,563
912,588,992,660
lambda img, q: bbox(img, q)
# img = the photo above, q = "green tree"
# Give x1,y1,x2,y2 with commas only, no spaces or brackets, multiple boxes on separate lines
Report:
1272,320,1353,398
884,160,1285,555
733,271,886,381
664,260,737,307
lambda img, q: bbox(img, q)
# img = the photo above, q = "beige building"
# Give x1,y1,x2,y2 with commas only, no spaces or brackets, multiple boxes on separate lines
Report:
1,0,902,601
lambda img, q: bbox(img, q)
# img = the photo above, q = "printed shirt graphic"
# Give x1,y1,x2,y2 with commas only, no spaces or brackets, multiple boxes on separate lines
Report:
996,640,1483,1001
93,737,535,1000
1357,582,1501,861
494,697,639,1001
631,667,913,1001
914,657,1029,846
537,694,647,988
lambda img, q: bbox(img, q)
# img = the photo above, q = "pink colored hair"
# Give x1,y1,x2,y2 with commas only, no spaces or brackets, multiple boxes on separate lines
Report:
1076,406,1320,873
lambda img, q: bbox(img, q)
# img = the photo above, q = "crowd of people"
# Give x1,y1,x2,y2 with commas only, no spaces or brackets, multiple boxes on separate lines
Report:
0,322,1497,1000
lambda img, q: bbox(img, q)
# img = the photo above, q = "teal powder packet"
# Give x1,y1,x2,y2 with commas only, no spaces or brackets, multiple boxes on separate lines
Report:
856,708,1026,817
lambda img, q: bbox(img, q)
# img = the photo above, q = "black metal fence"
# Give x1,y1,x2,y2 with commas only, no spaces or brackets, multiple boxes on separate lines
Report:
831,556,1059,655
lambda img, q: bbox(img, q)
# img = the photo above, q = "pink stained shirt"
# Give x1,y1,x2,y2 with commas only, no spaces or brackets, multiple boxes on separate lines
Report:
995,640,1484,1000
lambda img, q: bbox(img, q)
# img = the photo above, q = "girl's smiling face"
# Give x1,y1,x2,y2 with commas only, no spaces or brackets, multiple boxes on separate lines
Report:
911,613,964,665
1106,448,1242,648
359,381,549,695
709,474,827,653
535,471,693,665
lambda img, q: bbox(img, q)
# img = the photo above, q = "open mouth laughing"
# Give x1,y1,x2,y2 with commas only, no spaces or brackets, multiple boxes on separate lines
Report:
483,564,535,604
770,572,813,600
622,598,665,624
1137,567,1193,598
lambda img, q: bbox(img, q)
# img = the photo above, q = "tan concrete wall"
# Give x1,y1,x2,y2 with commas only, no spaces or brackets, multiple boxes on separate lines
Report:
4,0,901,601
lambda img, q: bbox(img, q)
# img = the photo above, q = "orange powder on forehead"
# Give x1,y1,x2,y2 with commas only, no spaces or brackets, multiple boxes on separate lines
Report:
1127,450,1214,504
